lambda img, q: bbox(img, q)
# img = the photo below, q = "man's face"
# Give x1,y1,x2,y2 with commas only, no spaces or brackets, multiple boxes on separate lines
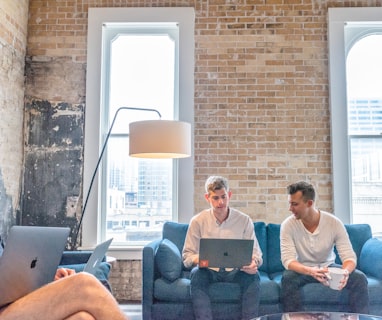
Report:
205,188,232,213
288,190,311,219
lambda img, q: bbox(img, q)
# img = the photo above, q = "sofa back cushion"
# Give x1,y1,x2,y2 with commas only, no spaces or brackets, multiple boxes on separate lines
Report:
254,222,267,272
267,223,284,274
359,238,382,279
162,221,189,253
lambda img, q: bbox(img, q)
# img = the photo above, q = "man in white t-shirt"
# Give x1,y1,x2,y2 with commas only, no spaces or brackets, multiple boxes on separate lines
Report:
280,181,369,314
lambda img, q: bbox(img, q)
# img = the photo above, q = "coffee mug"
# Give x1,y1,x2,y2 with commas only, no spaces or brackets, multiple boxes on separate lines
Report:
325,267,347,290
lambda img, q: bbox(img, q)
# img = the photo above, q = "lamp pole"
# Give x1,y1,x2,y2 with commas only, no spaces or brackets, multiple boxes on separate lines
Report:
71,107,162,249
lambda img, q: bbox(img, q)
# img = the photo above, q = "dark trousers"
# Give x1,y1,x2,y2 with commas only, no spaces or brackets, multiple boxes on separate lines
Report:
281,267,369,314
190,267,260,320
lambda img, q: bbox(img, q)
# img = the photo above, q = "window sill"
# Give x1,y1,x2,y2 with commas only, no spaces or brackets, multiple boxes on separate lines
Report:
78,245,143,260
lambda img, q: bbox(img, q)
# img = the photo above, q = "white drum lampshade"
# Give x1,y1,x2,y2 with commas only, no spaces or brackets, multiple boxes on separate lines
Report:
129,120,191,158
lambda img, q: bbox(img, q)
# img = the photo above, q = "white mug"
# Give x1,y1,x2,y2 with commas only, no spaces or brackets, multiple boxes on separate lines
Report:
325,267,347,290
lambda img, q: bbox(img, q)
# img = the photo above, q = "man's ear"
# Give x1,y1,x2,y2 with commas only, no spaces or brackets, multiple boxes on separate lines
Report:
204,193,210,202
307,199,314,207
228,191,232,199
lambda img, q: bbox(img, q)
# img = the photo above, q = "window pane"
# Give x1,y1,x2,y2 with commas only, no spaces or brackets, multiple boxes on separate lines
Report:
351,138,382,237
346,33,382,236
104,27,177,245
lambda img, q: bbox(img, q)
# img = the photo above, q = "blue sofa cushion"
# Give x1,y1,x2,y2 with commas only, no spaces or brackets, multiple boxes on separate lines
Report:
154,277,191,301
360,238,382,280
267,224,284,274
156,239,182,282
162,221,189,254
259,272,281,304
367,277,382,304
255,222,267,272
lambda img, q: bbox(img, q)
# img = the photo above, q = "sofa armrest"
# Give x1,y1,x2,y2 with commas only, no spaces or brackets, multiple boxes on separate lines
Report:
142,239,162,320
359,238,382,280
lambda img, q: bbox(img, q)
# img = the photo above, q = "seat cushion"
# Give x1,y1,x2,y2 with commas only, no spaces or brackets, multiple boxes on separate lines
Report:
155,239,182,282
154,277,191,302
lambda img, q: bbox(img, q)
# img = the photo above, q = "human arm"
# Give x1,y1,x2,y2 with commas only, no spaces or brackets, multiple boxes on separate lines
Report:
241,217,262,274
280,219,328,284
182,218,201,268
334,221,357,273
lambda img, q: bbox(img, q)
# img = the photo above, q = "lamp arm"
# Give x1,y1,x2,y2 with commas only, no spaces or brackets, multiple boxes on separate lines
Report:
71,106,162,249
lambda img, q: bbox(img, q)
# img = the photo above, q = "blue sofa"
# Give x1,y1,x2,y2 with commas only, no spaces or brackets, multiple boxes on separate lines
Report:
142,221,382,320
59,250,111,291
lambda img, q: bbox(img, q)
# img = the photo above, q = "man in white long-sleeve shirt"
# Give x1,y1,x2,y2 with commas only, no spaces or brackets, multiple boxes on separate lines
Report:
182,176,263,320
280,181,369,314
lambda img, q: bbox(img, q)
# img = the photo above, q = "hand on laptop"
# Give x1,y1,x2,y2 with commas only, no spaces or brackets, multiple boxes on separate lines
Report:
54,268,76,280
240,259,259,274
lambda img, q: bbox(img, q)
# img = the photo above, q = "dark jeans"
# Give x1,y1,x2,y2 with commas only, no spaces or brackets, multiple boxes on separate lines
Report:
281,266,369,314
190,267,260,320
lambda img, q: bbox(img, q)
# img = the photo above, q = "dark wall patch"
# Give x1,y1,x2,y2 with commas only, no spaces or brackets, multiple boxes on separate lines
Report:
22,100,84,249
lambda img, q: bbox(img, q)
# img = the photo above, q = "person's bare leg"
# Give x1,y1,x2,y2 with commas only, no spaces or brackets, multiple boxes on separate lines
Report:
0,273,128,320
64,312,95,320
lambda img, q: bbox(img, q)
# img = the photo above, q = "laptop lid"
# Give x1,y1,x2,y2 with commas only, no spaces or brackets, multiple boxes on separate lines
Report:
199,238,254,269
83,238,113,275
0,226,70,307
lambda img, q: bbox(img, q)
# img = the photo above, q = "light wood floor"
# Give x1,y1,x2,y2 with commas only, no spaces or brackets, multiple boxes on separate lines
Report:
120,303,142,320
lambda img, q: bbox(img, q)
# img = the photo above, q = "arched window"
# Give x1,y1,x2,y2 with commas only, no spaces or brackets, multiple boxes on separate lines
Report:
329,8,382,236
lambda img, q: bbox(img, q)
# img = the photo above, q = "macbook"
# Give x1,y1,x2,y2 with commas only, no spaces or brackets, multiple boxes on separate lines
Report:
199,238,254,269
83,238,113,274
0,226,70,307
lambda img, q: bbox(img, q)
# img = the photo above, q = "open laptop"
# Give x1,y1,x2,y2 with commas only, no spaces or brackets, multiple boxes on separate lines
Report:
199,238,254,269
0,226,70,307
83,238,113,274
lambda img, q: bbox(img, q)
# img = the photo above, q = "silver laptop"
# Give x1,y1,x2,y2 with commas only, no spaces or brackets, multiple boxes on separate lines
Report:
83,238,113,274
199,238,254,269
0,226,70,307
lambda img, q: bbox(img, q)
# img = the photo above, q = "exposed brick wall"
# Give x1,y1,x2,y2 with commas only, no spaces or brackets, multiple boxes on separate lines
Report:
0,1,29,236
25,0,382,301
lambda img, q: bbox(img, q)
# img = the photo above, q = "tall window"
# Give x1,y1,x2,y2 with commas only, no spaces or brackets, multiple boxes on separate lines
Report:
84,8,194,254
329,8,382,236
102,25,178,245
346,32,382,235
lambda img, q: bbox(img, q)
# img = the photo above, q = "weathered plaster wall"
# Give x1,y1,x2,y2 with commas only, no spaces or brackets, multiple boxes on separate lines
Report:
0,1,29,238
23,57,86,249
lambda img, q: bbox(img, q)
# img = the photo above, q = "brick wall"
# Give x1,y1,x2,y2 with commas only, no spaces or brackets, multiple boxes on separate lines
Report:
0,1,29,236
25,0,382,301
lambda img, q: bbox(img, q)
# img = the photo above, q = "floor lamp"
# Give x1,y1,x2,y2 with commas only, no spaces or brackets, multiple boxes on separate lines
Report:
71,106,191,249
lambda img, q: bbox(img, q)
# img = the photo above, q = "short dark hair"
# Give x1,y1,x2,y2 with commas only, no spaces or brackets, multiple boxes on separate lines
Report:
205,176,229,194
287,181,316,202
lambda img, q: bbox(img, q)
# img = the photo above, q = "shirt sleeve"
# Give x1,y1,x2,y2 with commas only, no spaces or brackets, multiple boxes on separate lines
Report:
334,219,357,265
182,218,201,268
280,218,298,269
246,218,263,267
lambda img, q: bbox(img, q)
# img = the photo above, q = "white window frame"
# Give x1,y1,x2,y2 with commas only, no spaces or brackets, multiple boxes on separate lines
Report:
83,8,195,259
328,7,382,223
